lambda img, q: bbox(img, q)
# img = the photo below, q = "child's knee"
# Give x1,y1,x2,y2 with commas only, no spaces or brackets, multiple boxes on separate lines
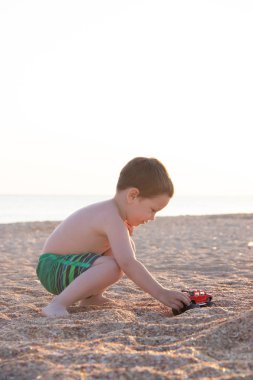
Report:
92,256,123,280
107,257,124,280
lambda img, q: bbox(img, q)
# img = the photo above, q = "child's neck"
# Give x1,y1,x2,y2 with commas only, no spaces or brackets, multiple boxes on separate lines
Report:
113,191,127,221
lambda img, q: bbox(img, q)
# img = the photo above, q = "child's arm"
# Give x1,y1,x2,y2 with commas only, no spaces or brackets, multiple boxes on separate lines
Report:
106,220,190,310
121,256,189,310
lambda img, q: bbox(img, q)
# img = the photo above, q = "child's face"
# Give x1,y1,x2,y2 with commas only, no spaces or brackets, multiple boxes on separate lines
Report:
127,193,170,227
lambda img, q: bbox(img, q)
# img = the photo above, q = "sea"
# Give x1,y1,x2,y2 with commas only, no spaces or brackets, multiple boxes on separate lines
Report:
0,194,252,224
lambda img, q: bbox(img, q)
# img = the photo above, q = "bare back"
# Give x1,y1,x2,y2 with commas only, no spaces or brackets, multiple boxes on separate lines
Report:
42,199,125,255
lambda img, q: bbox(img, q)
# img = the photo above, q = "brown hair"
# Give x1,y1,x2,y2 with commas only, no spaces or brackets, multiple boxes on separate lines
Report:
116,157,174,198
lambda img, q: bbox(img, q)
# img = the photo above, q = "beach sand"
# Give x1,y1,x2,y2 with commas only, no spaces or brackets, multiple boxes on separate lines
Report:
1,214,253,380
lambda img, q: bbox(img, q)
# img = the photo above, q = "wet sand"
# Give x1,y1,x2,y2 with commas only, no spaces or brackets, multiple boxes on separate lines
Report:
1,214,253,379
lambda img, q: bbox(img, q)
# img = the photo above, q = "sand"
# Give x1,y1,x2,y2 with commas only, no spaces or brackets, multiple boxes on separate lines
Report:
1,214,253,380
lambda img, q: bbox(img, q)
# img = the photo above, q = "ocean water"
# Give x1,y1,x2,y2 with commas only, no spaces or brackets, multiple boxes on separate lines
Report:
0,194,252,224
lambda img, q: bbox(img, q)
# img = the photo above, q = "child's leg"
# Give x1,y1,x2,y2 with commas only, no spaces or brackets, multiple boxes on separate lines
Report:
78,248,120,306
78,291,114,307
42,256,123,317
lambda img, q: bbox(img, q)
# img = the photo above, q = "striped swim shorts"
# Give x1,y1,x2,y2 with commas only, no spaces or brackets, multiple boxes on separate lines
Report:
36,252,101,295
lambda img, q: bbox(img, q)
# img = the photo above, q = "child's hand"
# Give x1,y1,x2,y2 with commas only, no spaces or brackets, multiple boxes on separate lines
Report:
158,289,191,311
125,220,134,236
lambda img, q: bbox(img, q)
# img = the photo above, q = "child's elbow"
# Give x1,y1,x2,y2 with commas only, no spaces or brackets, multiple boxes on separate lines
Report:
120,257,138,273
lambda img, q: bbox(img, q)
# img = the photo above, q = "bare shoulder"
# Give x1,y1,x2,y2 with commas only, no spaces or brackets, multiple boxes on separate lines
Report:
73,199,123,231
95,199,124,230
84,199,118,218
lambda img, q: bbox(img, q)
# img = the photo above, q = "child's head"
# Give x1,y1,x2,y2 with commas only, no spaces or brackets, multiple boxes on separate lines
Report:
116,157,174,198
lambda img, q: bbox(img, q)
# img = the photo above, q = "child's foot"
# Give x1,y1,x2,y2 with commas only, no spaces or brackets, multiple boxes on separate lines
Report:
41,301,69,318
79,294,115,307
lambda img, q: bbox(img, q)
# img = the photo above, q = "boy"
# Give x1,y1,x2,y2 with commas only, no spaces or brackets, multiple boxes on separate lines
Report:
37,157,190,317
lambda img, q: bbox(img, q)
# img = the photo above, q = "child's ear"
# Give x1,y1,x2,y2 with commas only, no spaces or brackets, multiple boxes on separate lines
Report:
127,188,140,203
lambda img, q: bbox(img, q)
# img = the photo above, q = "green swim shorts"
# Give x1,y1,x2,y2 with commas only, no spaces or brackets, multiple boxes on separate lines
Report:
36,252,101,295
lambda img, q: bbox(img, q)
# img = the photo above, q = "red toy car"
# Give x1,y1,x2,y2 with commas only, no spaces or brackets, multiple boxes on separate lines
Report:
181,289,212,305
172,289,213,315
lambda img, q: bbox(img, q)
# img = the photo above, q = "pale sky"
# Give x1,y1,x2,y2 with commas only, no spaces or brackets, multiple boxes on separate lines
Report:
0,1,252,196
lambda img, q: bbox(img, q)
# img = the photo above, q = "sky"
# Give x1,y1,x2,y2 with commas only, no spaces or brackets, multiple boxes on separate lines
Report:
0,0,252,197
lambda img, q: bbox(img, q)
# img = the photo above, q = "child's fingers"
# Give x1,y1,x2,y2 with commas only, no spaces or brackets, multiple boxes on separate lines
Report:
178,293,191,305
169,291,189,303
170,301,184,311
161,290,191,308
177,299,188,309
